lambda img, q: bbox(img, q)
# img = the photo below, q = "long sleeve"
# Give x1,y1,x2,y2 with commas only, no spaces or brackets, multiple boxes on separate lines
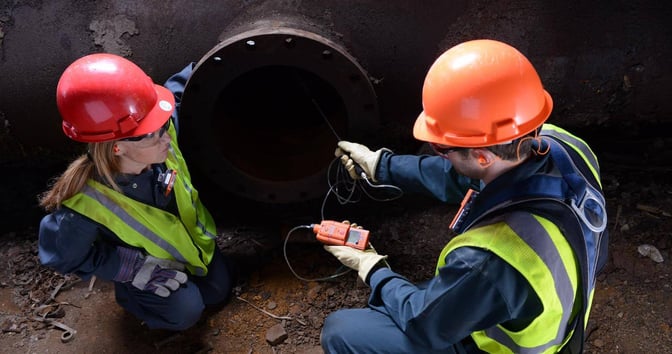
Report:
38,169,168,281
375,151,478,203
38,208,123,280
163,62,195,135
365,246,542,350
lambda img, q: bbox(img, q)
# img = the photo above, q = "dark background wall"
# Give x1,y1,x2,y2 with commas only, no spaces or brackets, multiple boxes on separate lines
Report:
1,0,670,152
1,0,670,231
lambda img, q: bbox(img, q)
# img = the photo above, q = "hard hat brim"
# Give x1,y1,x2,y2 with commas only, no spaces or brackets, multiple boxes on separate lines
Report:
413,90,552,147
412,111,440,144
124,84,176,138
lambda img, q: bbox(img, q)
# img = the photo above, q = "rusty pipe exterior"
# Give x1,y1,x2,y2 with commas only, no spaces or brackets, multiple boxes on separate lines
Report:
179,20,378,203
1,1,672,206
4,1,671,154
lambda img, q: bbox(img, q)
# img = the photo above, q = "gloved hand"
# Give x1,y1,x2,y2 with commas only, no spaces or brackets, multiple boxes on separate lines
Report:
113,247,188,298
334,141,390,182
324,244,389,283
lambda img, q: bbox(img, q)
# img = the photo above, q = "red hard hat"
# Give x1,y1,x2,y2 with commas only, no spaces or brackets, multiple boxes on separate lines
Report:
413,39,553,147
56,53,175,142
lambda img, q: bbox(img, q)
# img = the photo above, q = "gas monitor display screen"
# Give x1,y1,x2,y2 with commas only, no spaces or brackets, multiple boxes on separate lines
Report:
347,229,363,245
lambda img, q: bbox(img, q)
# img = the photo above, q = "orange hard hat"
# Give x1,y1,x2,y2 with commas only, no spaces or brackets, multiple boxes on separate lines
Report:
413,39,553,147
56,53,175,142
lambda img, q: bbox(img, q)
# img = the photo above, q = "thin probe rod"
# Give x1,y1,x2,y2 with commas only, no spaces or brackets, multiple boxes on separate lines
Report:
310,97,341,141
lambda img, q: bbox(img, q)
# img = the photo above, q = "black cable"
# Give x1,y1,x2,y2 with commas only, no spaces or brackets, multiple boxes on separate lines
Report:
282,224,351,282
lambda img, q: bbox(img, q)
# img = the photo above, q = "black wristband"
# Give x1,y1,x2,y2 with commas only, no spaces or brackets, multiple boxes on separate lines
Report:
365,261,388,285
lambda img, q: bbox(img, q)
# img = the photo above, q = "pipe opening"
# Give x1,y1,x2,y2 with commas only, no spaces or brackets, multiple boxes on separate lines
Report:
180,26,378,204
213,65,346,181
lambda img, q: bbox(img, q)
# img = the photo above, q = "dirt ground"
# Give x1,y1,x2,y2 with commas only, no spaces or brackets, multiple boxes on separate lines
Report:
1,136,671,353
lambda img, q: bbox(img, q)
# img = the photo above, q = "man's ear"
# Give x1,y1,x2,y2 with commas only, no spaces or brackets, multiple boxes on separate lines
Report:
472,149,495,167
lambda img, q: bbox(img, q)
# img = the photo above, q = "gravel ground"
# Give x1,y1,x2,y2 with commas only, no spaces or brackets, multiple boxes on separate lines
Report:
1,138,671,353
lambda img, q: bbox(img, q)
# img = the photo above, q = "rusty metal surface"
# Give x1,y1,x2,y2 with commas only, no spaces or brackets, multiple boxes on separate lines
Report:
1,0,671,206
180,23,378,203
1,0,670,152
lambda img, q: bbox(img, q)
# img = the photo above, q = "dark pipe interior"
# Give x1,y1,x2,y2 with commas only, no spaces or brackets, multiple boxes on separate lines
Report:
213,66,347,182
178,26,379,204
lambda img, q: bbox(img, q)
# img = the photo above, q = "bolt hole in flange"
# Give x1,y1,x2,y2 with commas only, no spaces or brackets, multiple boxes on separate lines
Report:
179,26,378,204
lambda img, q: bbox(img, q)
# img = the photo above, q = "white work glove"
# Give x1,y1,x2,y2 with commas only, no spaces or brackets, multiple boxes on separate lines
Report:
323,244,389,283
334,141,391,182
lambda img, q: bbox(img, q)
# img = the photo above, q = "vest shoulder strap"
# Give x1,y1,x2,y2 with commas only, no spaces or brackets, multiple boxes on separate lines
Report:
466,138,608,353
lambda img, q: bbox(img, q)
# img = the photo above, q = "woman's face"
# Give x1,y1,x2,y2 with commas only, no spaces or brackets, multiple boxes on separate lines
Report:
114,120,172,174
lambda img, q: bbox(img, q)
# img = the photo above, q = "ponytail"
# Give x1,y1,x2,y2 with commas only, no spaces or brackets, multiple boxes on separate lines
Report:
39,141,121,211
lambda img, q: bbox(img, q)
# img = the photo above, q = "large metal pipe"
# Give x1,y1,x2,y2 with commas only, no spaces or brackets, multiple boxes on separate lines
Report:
1,1,672,210
180,20,378,203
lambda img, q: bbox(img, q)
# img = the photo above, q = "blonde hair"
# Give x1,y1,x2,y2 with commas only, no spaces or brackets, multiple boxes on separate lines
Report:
39,141,122,211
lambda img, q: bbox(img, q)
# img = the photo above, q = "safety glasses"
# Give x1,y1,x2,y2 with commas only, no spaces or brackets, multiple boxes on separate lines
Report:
120,119,170,144
430,142,466,159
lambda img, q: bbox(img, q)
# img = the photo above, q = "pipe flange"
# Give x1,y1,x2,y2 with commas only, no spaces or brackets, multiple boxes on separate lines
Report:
180,27,378,204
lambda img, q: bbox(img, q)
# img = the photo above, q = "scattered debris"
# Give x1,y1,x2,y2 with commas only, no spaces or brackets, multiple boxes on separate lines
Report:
3,235,82,341
154,333,184,350
638,244,664,263
636,203,671,217
88,276,97,292
32,316,77,343
265,322,288,345
236,296,293,321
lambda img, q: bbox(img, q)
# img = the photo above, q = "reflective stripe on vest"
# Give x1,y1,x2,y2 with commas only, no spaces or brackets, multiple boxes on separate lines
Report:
541,123,606,301
541,124,608,350
65,180,209,275
63,120,216,276
438,124,607,352
437,212,578,353
541,124,601,188
155,121,217,270
166,141,217,242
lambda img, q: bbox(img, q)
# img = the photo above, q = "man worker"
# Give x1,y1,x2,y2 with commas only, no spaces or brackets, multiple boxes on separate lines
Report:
321,39,609,353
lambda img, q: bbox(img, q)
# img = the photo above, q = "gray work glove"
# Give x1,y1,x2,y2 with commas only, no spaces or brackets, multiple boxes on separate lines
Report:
113,247,188,298
323,243,389,283
334,141,391,182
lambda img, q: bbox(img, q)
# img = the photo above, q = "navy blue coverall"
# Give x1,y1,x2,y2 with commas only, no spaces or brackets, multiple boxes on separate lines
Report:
321,151,551,353
38,64,233,331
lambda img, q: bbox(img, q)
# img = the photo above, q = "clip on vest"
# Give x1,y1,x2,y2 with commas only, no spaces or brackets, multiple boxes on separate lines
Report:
158,169,178,196
450,189,479,232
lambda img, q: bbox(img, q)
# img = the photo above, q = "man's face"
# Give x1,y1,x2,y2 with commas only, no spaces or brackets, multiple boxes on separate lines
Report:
446,151,485,180
430,143,488,180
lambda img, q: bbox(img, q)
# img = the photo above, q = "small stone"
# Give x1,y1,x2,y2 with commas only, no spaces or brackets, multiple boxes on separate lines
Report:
267,301,277,310
638,244,664,263
307,284,322,300
265,323,288,345
309,316,323,329
593,339,605,348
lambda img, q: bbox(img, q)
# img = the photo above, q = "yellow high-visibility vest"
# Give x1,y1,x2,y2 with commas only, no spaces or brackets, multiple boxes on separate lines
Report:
436,124,607,353
63,121,216,275
438,212,579,353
